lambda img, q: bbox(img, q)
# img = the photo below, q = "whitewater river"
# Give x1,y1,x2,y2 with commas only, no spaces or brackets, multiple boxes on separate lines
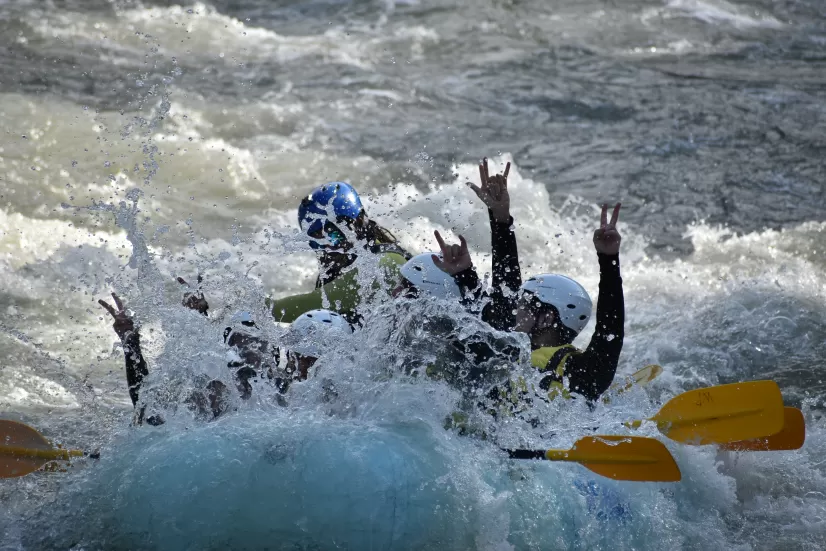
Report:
1,0,825,549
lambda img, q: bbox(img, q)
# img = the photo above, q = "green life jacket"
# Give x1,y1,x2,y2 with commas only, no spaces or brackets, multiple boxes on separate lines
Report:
268,252,406,324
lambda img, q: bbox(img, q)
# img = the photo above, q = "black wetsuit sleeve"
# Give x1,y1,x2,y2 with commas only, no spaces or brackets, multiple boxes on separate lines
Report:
122,330,149,408
453,267,482,302
562,253,624,401
482,213,522,331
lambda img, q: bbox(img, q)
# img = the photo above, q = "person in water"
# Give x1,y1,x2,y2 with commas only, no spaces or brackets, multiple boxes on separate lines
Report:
281,309,352,379
98,281,230,425
100,278,348,422
388,229,523,392
396,160,522,328
269,181,412,326
466,158,625,405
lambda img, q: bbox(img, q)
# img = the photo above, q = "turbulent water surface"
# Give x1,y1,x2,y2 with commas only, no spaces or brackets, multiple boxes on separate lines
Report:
1,0,826,549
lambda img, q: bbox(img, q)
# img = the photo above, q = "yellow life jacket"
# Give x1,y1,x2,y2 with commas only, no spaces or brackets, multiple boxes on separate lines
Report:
494,344,576,416
530,344,576,401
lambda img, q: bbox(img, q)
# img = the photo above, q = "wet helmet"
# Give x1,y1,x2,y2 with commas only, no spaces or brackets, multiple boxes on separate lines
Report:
399,253,461,299
520,274,592,334
298,182,363,248
288,309,352,357
230,310,255,326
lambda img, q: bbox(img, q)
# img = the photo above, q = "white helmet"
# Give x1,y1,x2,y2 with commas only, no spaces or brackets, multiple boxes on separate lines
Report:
230,310,254,325
520,274,592,334
287,309,352,357
399,253,461,299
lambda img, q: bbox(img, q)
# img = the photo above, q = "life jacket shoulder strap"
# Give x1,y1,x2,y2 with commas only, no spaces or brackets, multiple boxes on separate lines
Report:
531,344,576,373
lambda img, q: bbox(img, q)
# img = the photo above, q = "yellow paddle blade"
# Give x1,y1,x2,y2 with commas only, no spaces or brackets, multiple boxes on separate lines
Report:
1,420,53,478
647,381,785,445
604,365,663,403
721,407,805,452
544,436,681,482
0,421,83,478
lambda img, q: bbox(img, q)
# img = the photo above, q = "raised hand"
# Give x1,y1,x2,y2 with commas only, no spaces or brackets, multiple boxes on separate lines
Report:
593,203,622,255
467,157,511,223
98,292,135,340
431,230,473,276
178,275,209,315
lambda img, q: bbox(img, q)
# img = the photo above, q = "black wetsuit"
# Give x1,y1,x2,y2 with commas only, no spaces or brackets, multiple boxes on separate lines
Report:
223,324,290,397
463,210,625,405
447,212,523,330
421,213,525,391
120,330,163,426
536,254,624,402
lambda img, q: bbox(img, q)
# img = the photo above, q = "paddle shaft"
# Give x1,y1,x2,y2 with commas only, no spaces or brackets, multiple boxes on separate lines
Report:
508,448,660,464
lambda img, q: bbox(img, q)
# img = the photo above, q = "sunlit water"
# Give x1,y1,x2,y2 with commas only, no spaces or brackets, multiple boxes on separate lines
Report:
1,1,826,549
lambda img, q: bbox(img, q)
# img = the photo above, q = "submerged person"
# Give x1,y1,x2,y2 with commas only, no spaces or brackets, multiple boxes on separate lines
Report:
269,182,412,326
99,276,284,423
466,158,625,406
100,282,350,424
277,308,353,401
222,307,352,406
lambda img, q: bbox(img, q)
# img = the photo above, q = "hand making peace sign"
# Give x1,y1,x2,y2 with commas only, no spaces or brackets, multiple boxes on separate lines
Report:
431,230,473,276
98,292,135,340
593,203,622,255
467,157,511,223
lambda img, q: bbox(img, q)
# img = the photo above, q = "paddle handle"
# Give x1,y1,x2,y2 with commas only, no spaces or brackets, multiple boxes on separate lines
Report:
0,447,84,461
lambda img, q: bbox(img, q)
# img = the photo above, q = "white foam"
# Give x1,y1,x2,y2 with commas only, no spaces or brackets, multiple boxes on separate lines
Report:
0,365,78,409
26,2,440,71
664,0,784,30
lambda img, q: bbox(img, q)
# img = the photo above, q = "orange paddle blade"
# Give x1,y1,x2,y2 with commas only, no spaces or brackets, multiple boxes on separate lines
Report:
721,407,805,452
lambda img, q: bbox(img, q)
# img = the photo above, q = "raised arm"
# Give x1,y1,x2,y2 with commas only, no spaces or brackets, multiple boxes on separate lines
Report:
468,158,522,330
99,293,148,408
562,204,624,401
99,279,210,423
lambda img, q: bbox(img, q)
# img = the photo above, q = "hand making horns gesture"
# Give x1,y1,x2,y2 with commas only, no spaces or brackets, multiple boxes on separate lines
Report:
431,230,473,276
467,157,511,223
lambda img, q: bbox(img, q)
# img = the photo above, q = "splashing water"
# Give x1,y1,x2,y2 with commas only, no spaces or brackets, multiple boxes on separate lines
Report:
3,0,826,549
3,152,825,549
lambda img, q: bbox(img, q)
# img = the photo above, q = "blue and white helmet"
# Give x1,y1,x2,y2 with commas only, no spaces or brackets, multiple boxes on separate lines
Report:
298,182,363,248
